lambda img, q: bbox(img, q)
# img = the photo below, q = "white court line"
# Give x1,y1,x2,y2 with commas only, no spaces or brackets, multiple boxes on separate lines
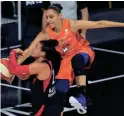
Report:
71,74,124,88
1,110,17,116
64,107,77,112
2,107,14,110
1,102,76,113
1,74,124,91
88,74,124,84
0,83,30,91
1,45,22,51
5,108,30,115
93,47,124,55
16,103,32,108
1,106,30,115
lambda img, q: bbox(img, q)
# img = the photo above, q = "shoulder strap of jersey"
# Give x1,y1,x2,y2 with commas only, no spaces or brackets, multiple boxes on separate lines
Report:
42,60,52,70
63,19,71,30
42,60,55,86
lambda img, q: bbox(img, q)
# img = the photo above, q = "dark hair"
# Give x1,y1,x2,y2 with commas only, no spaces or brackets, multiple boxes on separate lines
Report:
47,3,63,14
40,39,61,75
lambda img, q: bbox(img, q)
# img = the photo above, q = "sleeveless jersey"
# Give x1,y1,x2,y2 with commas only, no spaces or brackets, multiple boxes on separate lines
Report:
47,19,90,58
31,60,56,116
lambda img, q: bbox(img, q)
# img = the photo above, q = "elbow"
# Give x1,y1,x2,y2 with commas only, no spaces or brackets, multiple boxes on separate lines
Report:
96,20,107,28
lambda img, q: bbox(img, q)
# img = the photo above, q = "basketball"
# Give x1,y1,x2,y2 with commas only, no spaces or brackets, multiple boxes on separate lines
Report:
0,58,14,83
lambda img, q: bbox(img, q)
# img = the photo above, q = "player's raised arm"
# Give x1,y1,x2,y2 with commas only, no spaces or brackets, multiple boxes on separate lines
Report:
17,31,49,65
70,20,124,32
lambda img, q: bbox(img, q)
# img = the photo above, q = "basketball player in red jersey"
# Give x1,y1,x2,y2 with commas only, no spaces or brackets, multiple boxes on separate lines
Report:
8,40,62,116
15,4,124,114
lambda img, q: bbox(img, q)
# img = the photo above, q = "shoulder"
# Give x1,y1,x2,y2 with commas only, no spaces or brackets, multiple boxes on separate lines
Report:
29,61,50,74
62,19,71,29
31,61,49,70
70,20,79,32
35,62,51,80
70,20,88,32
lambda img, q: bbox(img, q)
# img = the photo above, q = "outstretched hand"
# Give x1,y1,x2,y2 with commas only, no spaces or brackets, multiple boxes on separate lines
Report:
14,48,23,55
13,48,24,57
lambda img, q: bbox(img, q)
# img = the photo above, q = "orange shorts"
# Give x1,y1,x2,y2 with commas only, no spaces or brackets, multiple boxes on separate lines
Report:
56,47,95,84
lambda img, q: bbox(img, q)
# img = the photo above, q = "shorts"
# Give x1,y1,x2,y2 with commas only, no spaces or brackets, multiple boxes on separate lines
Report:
56,46,95,85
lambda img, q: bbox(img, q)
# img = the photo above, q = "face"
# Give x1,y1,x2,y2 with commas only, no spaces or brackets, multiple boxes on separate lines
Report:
31,42,45,58
46,9,62,29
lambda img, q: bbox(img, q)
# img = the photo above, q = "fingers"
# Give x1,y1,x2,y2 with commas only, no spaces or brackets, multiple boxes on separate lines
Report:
12,49,24,58
14,48,24,54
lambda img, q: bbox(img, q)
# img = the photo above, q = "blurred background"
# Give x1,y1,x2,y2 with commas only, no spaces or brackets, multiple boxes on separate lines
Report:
1,1,124,116
1,1,124,49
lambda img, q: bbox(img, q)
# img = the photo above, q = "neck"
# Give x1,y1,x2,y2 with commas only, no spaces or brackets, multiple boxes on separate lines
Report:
35,57,47,62
54,19,63,33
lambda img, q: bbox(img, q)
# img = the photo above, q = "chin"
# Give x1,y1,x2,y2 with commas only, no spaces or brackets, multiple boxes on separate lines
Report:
31,54,36,58
49,24,55,29
31,54,33,57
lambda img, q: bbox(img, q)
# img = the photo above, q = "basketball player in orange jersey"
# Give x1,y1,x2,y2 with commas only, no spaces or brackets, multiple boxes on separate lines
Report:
16,4,124,114
8,40,62,116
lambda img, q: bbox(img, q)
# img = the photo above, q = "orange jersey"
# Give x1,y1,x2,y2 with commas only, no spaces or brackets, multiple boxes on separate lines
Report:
47,19,95,84
47,19,90,58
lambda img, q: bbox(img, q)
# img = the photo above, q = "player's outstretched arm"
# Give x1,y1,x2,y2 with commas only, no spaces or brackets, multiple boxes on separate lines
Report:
71,20,124,32
17,31,49,65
